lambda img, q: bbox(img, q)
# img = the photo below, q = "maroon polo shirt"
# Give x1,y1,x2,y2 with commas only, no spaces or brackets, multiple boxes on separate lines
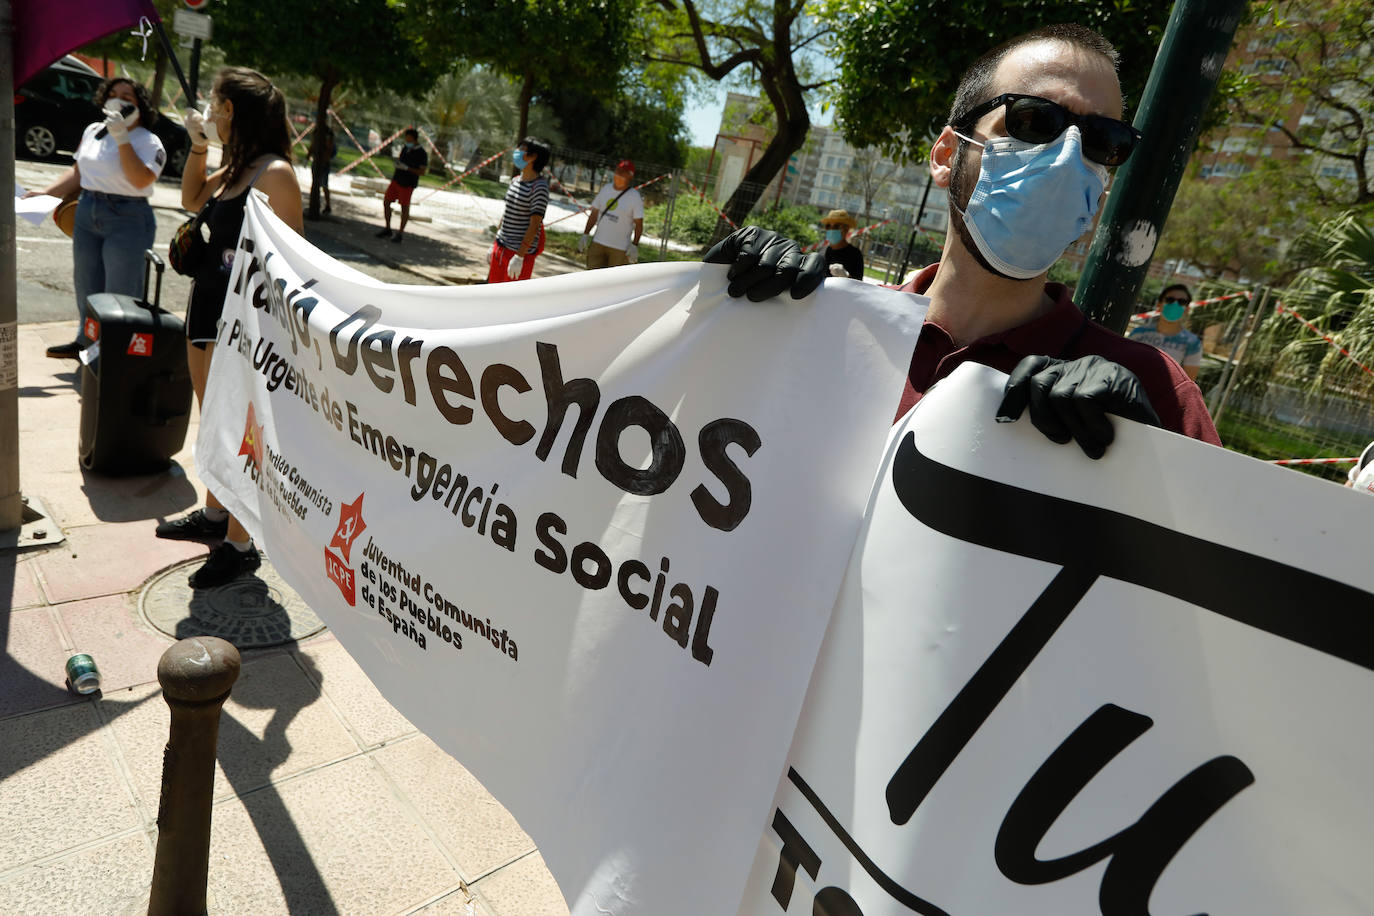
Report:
891,264,1221,445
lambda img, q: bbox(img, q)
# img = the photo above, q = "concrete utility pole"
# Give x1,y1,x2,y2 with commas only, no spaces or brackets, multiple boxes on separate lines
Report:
1,0,21,532
1075,0,1248,334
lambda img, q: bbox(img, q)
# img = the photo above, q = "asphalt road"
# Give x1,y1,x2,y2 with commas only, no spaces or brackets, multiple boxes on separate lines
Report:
13,157,422,328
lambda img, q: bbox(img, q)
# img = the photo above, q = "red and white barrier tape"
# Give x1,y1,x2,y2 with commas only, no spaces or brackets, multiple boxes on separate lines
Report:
543,172,670,230
412,146,516,203
1275,301,1374,379
290,121,316,148
1131,291,1249,322
331,114,404,180
1268,457,1358,466
679,174,738,230
413,146,514,204
416,128,461,180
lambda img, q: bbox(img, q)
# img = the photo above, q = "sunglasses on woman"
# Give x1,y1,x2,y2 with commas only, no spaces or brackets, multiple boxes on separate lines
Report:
953,93,1141,167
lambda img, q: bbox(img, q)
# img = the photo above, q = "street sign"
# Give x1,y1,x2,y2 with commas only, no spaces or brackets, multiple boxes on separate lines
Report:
173,10,213,41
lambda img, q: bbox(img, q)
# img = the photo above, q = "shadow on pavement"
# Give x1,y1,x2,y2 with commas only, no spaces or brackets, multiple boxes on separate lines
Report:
81,463,200,525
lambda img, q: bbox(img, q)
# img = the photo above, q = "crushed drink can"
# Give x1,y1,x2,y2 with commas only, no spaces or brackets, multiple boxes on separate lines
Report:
65,653,101,695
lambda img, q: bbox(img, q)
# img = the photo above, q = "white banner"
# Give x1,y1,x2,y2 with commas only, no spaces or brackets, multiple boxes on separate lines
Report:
738,364,1374,915
196,196,925,915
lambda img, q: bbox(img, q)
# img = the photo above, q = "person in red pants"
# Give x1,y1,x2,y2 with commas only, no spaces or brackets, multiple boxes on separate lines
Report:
487,137,550,283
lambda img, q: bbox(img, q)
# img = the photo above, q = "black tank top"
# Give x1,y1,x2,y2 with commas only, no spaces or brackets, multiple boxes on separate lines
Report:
189,162,274,317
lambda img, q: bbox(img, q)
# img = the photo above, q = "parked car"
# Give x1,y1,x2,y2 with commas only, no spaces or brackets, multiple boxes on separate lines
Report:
15,56,190,178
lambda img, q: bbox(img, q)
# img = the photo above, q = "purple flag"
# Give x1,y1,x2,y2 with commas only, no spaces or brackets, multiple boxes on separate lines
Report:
12,0,160,87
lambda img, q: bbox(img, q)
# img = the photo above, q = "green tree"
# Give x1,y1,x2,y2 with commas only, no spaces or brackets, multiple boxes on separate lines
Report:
542,86,689,168
1153,166,1289,283
213,0,443,218
641,0,834,237
1237,210,1374,404
428,1,636,151
829,0,1177,160
1229,0,1372,209
842,149,900,225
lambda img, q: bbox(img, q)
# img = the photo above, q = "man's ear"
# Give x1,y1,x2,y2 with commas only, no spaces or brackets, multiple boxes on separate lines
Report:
930,126,959,189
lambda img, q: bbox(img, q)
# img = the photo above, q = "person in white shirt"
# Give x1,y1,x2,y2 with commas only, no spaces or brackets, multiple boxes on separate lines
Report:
26,78,165,358
1347,442,1374,495
578,158,644,269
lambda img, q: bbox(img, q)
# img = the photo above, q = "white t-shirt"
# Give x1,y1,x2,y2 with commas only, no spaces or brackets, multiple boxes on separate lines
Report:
589,182,644,250
75,122,166,198
1349,441,1374,495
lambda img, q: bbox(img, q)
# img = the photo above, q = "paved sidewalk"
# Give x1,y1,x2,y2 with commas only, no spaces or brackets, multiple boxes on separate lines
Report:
0,321,571,913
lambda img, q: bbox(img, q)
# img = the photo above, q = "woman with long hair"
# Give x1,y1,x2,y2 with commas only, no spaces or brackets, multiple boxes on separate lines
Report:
154,66,303,589
26,77,165,358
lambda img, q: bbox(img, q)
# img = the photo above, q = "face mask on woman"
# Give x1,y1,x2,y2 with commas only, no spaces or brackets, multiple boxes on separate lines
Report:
1161,300,1187,322
825,229,844,245
200,101,223,145
512,149,527,169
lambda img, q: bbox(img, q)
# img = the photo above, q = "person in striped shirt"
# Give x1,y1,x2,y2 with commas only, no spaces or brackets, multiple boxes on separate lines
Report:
487,137,551,283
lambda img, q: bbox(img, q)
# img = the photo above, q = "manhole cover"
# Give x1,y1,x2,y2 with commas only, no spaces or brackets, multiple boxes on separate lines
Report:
140,557,327,649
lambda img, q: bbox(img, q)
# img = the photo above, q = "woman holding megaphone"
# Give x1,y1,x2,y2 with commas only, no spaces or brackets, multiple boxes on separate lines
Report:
24,77,166,359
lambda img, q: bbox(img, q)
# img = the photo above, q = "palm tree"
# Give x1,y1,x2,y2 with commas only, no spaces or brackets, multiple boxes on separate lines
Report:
1246,211,1374,401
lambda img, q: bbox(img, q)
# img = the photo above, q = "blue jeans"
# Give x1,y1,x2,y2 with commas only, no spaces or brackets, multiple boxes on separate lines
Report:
72,192,157,328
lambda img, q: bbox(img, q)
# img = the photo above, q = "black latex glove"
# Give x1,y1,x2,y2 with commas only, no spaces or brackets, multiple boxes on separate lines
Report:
996,355,1162,460
703,226,828,302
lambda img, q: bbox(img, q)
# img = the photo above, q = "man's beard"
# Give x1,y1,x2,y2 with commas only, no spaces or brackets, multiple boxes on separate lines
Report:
948,142,1017,280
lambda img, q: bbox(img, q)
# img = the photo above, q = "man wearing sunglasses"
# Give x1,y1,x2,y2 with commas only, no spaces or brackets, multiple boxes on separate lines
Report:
705,24,1219,457
1128,284,1202,380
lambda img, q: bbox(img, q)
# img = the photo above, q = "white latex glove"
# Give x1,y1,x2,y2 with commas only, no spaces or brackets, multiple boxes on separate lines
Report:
828,262,849,278
625,244,639,265
103,101,137,144
184,108,208,146
576,233,590,253
507,254,524,279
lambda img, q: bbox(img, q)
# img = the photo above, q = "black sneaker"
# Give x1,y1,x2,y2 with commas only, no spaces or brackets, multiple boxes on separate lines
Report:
375,228,392,238
155,508,229,541
390,233,403,243
189,543,261,589
45,340,82,359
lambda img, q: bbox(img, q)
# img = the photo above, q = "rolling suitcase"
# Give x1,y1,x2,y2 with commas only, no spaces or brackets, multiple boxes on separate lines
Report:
77,250,193,474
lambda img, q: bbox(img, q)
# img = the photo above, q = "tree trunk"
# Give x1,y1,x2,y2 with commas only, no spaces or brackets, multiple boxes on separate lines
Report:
711,52,812,244
307,68,340,221
150,43,168,111
515,72,533,157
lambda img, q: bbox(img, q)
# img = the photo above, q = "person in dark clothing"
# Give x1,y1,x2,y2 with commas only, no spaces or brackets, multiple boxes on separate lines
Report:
376,127,427,243
821,209,864,280
704,24,1219,459
155,66,303,589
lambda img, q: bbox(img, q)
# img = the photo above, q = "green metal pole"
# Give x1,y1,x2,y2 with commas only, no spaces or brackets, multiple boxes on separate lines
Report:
1074,0,1247,333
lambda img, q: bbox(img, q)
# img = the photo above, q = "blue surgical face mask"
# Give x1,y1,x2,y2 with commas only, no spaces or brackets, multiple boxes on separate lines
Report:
954,125,1109,279
1161,301,1187,322
512,150,527,169
404,141,417,149
826,229,844,245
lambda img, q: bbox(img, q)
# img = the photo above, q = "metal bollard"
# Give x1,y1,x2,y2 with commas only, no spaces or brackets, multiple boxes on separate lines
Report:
147,637,241,916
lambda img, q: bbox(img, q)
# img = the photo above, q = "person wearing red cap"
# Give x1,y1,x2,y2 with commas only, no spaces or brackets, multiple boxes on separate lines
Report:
579,159,644,269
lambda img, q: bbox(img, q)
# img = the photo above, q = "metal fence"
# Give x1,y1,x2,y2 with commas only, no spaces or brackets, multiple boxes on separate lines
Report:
1129,288,1374,482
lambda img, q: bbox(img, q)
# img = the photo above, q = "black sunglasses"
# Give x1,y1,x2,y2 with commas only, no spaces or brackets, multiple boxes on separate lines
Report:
1162,296,1190,304
954,93,1141,167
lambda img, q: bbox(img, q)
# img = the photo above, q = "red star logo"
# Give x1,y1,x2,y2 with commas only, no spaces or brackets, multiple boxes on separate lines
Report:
237,402,265,469
330,492,366,562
